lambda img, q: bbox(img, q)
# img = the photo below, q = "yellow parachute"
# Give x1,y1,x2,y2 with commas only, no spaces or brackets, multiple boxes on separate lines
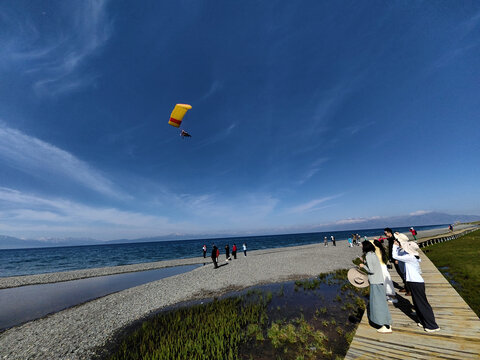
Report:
168,104,192,128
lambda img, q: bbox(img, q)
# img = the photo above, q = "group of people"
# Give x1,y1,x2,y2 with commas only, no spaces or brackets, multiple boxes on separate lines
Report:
204,243,247,269
323,235,337,246
347,233,364,247
358,227,440,333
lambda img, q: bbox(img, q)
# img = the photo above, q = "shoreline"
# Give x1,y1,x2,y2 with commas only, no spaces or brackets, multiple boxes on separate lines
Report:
0,225,468,290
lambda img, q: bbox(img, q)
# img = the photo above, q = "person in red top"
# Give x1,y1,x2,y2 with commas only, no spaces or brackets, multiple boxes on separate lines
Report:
232,243,237,259
409,227,417,240
216,247,220,263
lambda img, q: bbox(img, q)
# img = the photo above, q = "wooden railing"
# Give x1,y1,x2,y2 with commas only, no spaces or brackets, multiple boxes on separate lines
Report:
418,227,479,248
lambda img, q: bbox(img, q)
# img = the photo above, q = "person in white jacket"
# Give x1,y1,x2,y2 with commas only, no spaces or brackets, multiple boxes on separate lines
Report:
392,237,440,332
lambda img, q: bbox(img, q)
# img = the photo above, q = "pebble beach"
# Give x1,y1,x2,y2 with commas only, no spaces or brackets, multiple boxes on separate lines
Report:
0,226,467,360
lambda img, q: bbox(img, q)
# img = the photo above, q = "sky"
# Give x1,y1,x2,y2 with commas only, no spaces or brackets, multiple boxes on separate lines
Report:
0,1,479,240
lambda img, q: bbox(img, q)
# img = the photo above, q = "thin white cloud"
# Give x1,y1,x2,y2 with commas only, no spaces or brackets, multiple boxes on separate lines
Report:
430,11,480,71
193,122,238,149
0,187,184,239
289,194,342,214
0,124,124,199
0,187,280,239
2,0,112,96
409,210,431,216
198,80,223,102
297,158,329,185
178,191,279,225
345,121,375,136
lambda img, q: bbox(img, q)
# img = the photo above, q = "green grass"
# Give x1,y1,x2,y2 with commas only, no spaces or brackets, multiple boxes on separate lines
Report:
108,294,268,360
106,269,368,360
424,229,480,317
267,318,331,358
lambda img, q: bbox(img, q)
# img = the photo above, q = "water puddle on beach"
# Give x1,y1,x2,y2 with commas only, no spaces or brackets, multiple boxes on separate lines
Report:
0,264,200,331
101,270,367,360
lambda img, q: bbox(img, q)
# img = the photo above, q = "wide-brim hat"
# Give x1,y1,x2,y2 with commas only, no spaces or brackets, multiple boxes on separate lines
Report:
394,232,410,243
402,241,420,256
347,268,369,288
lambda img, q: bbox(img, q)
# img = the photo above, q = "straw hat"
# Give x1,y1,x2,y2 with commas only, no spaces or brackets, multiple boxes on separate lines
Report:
394,232,410,243
402,241,420,256
347,268,369,288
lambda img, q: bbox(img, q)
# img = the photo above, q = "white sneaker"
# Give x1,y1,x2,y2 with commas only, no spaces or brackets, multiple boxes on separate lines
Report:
425,327,440,333
377,326,392,333
417,323,423,327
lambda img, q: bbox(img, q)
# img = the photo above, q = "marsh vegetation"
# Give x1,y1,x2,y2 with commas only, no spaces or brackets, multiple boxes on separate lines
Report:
105,269,367,360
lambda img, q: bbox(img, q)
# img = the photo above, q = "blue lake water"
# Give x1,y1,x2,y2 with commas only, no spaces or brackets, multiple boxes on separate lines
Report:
0,225,446,277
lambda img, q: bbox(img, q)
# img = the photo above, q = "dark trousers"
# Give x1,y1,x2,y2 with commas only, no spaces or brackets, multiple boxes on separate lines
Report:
408,281,439,330
203,251,206,258
232,251,237,259
244,250,247,256
212,258,218,268
394,261,408,290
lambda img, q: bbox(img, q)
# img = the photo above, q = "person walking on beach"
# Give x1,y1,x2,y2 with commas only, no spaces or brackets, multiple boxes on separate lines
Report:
410,227,417,240
211,245,218,269
216,247,220,264
202,244,207,258
232,243,237,259
384,228,409,295
243,243,247,256
225,244,230,261
324,236,328,247
348,236,353,247
331,235,336,246
359,241,392,333
392,238,440,332
449,224,454,232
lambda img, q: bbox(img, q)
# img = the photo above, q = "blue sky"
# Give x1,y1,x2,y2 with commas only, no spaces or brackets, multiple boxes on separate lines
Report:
0,1,479,240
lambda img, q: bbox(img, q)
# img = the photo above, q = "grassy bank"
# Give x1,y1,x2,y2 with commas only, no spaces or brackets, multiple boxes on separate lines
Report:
104,269,367,360
424,229,480,317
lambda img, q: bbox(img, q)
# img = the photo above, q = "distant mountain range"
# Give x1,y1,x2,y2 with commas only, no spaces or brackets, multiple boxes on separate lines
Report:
0,211,478,250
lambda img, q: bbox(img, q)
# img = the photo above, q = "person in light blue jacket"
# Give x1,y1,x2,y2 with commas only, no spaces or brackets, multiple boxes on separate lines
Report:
359,241,392,333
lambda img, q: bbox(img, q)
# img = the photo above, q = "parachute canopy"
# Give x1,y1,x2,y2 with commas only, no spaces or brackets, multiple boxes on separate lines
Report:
168,104,192,128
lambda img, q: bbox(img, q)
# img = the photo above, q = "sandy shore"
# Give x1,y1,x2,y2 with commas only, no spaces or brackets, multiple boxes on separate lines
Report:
0,225,473,360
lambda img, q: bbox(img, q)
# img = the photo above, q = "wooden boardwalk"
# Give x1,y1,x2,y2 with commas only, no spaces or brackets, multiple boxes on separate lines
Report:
345,249,480,359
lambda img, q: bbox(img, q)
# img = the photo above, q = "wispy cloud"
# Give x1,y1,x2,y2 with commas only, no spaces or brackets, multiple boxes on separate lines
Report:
289,194,342,214
0,123,124,198
0,187,280,239
296,158,329,185
430,11,480,71
178,191,279,225
194,122,237,149
2,0,112,96
345,121,375,136
0,187,184,239
198,80,223,102
409,210,431,216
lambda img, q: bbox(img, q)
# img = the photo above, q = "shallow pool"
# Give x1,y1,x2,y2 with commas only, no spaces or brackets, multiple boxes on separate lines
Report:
0,264,200,331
